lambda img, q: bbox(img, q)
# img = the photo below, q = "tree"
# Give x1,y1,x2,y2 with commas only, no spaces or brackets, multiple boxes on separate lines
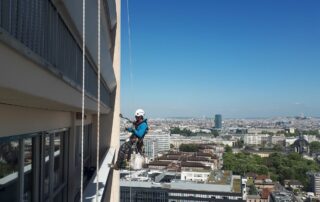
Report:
273,144,284,152
257,165,269,175
248,184,258,195
170,144,174,149
223,151,320,190
225,145,232,153
179,144,200,152
211,130,219,137
170,127,196,137
310,141,320,154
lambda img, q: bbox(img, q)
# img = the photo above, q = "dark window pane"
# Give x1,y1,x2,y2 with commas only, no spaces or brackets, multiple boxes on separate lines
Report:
43,134,50,198
75,126,80,167
23,137,33,202
0,140,19,202
53,190,63,202
54,132,64,190
84,126,90,159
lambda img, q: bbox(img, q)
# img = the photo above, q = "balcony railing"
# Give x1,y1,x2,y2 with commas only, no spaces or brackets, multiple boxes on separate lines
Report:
0,0,110,106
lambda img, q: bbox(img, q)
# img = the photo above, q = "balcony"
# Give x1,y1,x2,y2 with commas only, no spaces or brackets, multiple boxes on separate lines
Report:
0,0,116,109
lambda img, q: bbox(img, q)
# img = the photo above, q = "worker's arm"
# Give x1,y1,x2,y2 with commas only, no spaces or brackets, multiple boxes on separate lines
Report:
127,123,147,138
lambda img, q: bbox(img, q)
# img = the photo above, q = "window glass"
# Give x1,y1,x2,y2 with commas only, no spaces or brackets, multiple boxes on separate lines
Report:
43,133,51,198
84,126,90,160
75,126,81,166
54,132,64,190
0,139,19,201
0,128,68,202
54,191,63,202
23,137,33,202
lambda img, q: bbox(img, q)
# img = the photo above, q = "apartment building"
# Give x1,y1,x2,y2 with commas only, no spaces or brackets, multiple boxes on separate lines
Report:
120,170,244,202
0,0,120,201
145,130,170,152
311,172,320,196
244,134,270,146
144,137,158,161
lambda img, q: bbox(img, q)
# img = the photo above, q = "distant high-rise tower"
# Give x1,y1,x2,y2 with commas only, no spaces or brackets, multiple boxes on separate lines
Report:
215,114,222,129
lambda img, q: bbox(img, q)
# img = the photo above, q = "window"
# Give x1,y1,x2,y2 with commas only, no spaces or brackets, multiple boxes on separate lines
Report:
0,128,68,202
54,132,65,190
74,124,93,200
23,137,33,202
0,139,20,201
41,129,68,201
75,124,92,168
43,133,51,199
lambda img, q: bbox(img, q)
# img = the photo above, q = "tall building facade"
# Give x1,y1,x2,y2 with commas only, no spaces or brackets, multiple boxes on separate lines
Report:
0,0,120,201
215,114,222,129
312,173,320,196
144,137,158,161
145,130,170,153
244,134,270,145
120,181,244,202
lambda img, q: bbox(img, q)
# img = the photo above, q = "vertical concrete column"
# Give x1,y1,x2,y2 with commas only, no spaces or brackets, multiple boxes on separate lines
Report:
67,112,78,202
105,0,121,201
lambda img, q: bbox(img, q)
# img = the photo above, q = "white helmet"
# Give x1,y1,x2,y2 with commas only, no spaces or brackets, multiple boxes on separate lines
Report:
135,109,145,117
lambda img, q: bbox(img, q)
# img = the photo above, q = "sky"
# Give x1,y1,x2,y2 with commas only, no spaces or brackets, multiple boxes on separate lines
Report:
120,0,320,119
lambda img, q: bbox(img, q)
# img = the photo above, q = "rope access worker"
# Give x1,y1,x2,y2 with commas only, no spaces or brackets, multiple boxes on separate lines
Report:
113,109,148,170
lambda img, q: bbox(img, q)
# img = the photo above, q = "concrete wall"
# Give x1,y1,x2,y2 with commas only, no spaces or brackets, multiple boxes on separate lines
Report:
104,0,121,200
0,103,72,137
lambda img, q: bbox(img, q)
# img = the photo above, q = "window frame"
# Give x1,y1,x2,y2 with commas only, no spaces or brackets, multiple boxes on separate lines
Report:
0,128,69,202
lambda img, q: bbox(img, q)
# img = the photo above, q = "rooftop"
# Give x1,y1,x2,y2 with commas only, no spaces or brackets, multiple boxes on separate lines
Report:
148,161,171,166
120,180,234,193
261,188,272,199
255,175,269,181
207,170,232,185
271,191,296,202
119,169,242,194
232,178,241,193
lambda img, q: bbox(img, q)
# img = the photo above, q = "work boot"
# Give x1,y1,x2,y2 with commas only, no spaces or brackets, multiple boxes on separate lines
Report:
109,163,120,170
113,164,120,170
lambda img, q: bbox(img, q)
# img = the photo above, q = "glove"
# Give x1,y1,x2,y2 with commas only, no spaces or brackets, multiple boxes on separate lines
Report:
126,127,133,132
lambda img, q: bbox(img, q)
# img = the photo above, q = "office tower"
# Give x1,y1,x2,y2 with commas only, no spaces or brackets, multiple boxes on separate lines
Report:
215,114,222,129
0,0,120,201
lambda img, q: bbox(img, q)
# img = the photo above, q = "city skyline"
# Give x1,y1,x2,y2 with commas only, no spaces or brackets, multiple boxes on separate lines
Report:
121,0,320,118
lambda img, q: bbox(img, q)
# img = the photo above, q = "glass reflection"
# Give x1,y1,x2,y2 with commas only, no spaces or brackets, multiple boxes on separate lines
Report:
24,138,33,202
43,134,50,198
0,140,19,201
54,132,64,190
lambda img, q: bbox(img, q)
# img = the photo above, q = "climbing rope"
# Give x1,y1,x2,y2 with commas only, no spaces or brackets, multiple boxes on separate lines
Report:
126,0,135,112
125,0,134,201
96,0,101,200
80,0,86,201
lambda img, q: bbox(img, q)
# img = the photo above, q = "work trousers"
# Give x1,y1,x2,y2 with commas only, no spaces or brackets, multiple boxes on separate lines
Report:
115,138,144,167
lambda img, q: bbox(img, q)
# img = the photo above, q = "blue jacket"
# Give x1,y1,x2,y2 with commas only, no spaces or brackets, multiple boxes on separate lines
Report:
127,119,148,139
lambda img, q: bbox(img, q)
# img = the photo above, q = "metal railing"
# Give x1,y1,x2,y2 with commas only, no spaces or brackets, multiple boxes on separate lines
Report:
0,0,111,106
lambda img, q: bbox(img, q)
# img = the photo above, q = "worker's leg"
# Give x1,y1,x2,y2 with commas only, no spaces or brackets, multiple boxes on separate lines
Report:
115,141,133,168
126,141,133,161
137,139,144,155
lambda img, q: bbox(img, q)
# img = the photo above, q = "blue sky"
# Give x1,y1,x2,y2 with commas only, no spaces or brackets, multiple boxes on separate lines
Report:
121,0,320,118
